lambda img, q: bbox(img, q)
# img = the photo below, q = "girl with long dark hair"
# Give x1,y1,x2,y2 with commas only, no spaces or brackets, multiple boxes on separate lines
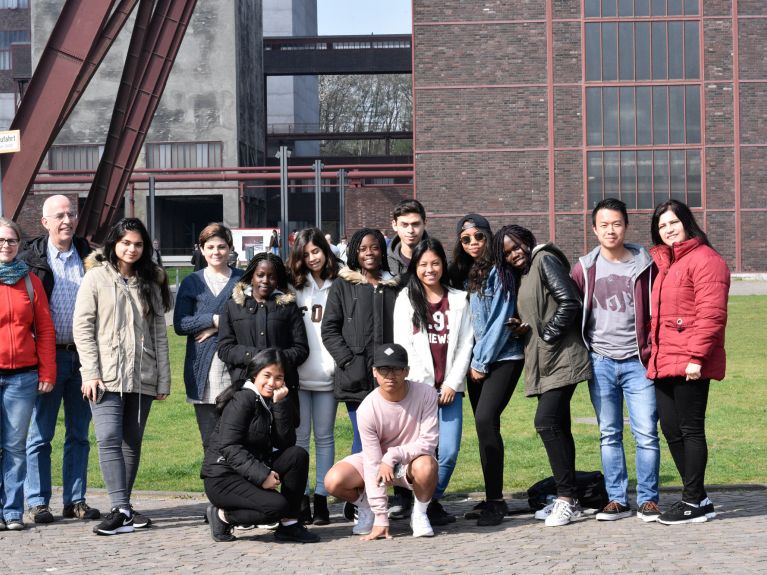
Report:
74,217,171,536
393,238,473,525
648,199,729,525
201,348,319,543
461,221,530,527
321,228,398,456
287,228,340,525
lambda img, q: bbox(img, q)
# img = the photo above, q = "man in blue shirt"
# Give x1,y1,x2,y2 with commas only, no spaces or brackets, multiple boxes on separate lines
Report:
19,194,99,524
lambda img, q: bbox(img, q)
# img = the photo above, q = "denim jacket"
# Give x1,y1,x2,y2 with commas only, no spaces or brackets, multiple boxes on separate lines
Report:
469,267,524,373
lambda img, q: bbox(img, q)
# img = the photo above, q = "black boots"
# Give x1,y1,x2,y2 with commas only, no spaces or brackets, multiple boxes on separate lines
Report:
312,494,330,525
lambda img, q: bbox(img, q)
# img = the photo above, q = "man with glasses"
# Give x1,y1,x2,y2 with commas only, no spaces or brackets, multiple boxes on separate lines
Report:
19,194,100,524
324,344,439,539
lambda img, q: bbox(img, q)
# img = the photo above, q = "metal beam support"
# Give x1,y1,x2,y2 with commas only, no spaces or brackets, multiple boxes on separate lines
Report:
277,146,290,260
0,0,118,218
80,0,200,242
313,159,323,229
337,169,346,238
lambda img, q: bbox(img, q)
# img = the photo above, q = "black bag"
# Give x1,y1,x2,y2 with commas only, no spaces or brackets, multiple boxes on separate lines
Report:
527,470,609,510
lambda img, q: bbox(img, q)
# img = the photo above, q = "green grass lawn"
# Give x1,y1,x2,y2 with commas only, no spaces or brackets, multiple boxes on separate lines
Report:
49,295,767,495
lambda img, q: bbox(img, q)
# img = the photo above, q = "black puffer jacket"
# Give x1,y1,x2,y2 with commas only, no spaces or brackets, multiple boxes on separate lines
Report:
18,235,92,299
200,383,299,485
217,283,308,419
321,268,398,403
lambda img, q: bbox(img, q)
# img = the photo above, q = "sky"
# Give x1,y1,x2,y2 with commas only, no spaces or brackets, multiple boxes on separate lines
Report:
317,0,412,35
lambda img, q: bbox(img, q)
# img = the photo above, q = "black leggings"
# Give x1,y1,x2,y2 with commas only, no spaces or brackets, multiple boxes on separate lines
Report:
467,360,523,500
204,445,308,526
655,377,710,503
534,384,577,498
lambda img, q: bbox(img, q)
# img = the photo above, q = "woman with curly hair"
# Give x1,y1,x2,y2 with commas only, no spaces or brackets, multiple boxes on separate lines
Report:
74,217,171,536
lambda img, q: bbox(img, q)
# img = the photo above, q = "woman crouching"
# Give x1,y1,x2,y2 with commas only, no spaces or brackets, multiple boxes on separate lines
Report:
201,348,319,544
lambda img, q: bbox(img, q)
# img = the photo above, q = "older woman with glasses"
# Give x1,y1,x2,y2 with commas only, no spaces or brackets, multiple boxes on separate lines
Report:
0,217,56,531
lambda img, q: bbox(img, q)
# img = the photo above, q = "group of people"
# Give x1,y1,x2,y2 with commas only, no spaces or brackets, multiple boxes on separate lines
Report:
0,194,729,543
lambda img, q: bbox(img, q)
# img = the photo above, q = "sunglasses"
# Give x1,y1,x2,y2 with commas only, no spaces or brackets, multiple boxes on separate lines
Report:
460,231,487,245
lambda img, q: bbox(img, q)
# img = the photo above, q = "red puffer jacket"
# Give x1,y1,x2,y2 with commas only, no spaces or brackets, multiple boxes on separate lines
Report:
647,237,730,381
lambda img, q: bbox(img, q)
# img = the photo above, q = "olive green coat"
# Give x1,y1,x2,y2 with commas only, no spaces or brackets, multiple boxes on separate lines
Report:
517,243,591,396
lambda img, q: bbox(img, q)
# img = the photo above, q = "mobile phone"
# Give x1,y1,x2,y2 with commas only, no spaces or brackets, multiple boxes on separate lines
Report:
95,385,106,404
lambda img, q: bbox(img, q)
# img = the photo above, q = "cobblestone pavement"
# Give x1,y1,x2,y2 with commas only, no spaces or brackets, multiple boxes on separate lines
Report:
1,488,765,574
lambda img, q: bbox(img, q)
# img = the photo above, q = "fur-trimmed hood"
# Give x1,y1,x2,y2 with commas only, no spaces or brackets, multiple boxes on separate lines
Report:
337,266,399,287
231,281,296,307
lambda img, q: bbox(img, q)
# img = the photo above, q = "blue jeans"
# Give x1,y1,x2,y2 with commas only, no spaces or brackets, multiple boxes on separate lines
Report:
25,350,91,507
588,353,660,506
0,370,39,521
434,392,463,500
297,389,338,497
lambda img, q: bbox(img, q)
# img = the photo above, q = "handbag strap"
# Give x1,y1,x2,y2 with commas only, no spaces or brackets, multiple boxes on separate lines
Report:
24,274,36,335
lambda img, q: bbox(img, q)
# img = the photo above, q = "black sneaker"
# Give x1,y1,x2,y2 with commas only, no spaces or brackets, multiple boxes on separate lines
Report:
206,505,235,542
657,500,709,525
464,500,486,520
63,501,101,520
596,500,632,521
27,504,55,524
389,488,413,520
700,498,717,520
130,507,152,528
427,499,456,526
343,502,357,522
93,508,134,535
477,500,506,527
274,522,320,543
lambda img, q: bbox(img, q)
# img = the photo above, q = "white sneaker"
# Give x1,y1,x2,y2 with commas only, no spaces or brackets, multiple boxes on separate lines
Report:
410,510,434,537
534,502,555,520
352,502,375,535
544,498,582,527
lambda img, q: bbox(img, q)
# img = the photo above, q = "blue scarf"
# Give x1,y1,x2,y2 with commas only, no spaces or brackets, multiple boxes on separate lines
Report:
0,259,30,285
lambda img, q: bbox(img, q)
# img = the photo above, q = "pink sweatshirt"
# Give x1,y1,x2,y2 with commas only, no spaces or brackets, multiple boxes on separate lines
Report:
357,381,439,526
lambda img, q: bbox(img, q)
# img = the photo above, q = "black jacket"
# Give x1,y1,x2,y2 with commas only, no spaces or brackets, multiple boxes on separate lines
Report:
18,235,92,299
200,384,298,485
320,267,399,403
217,283,308,419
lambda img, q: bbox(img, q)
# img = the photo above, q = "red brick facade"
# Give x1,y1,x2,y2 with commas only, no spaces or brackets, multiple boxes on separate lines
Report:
413,1,767,271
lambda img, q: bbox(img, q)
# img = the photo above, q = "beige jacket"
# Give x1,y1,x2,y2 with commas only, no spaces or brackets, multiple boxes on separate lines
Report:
73,253,171,396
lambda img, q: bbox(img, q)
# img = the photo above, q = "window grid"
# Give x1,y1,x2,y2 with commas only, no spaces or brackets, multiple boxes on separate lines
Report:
145,141,223,169
583,1,702,208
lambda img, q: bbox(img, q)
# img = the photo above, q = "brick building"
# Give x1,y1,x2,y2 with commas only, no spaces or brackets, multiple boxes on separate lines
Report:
412,0,766,271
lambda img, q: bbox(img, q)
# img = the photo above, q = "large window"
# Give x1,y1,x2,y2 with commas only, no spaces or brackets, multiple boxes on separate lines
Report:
584,0,702,208
48,144,104,171
0,30,30,70
145,141,223,169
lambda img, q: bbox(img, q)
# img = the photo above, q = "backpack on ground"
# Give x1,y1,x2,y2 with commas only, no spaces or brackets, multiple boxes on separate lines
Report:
527,470,609,511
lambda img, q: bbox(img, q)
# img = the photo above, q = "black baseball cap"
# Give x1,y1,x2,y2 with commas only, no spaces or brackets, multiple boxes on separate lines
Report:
456,213,492,236
372,344,409,369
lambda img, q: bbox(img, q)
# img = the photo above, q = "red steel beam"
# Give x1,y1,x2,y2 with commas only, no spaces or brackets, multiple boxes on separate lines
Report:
0,0,117,218
81,0,199,243
78,0,158,237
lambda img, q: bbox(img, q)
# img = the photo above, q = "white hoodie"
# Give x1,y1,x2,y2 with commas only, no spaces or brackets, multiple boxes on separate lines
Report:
293,274,335,392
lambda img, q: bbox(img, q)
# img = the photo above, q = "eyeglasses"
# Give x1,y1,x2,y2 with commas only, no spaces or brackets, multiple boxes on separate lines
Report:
460,231,487,245
44,211,78,221
376,366,406,377
0,238,19,247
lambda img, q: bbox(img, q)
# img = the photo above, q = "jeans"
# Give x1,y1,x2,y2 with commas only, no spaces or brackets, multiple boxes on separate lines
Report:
345,401,362,454
535,384,578,498
434,392,463,500
297,389,337,496
0,370,38,521
91,392,154,509
588,353,660,506
467,360,523,500
193,403,219,452
25,350,92,507
204,445,309,526
655,377,710,503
